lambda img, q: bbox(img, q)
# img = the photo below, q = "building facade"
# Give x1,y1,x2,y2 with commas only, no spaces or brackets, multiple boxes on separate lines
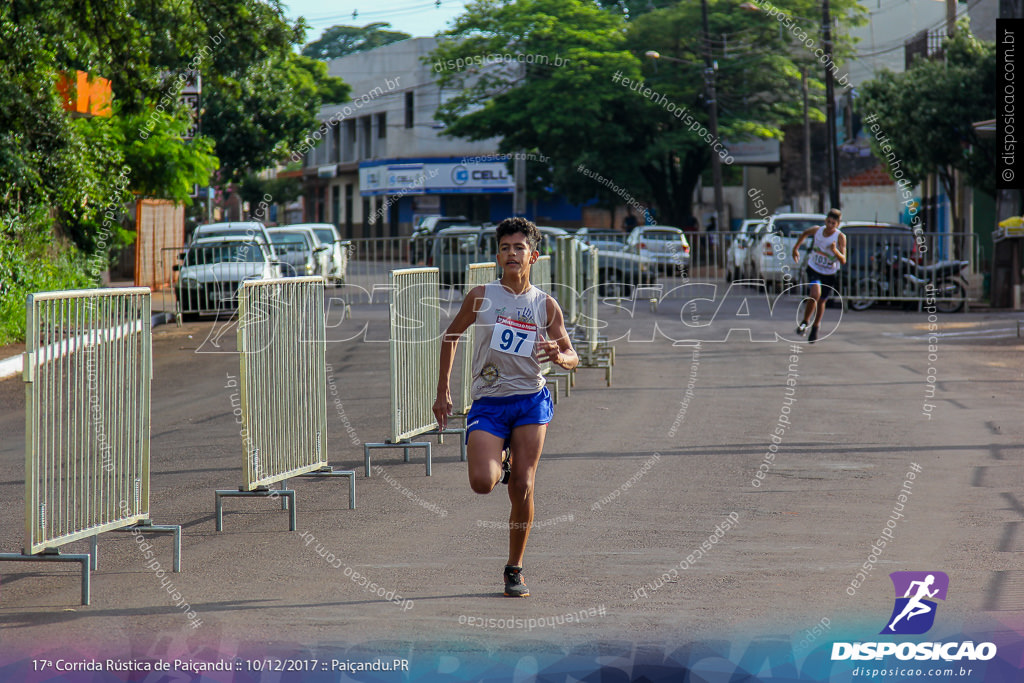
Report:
298,37,582,236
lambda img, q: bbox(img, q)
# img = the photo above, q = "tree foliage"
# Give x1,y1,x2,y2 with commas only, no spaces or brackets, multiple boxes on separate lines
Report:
430,0,864,224
302,22,412,60
858,22,996,213
0,0,348,340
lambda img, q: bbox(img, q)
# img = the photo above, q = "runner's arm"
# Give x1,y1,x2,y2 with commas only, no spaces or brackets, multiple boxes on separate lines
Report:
831,232,847,264
536,296,578,370
791,227,817,262
433,286,484,429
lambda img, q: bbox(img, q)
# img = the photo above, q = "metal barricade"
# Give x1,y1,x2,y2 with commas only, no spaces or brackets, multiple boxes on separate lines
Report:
584,246,599,355
533,255,552,293
215,277,354,531
363,267,466,476
554,236,579,325
457,262,498,415
340,237,419,305
0,288,181,605
840,231,975,313
575,247,613,386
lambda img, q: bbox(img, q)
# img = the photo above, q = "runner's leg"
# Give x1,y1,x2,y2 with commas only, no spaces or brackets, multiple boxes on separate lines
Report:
506,423,547,567
803,283,821,324
467,430,507,494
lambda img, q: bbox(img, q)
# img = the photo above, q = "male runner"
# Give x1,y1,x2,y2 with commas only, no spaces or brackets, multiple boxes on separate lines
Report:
433,217,578,597
792,208,846,343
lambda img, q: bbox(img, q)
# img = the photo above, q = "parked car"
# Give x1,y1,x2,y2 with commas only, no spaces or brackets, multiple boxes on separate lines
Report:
575,228,628,249
580,240,657,297
410,215,473,264
744,213,825,290
174,236,282,319
287,223,347,283
433,226,488,288
726,219,765,281
188,221,277,256
625,225,690,275
267,226,331,277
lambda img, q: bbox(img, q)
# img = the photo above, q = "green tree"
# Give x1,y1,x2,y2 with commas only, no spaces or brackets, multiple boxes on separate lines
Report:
0,0,348,340
430,0,864,225
302,22,412,60
203,52,349,182
858,23,996,231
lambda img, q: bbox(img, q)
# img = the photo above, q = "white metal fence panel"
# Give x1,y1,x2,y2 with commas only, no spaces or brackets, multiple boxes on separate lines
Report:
237,277,328,489
389,268,441,442
457,262,498,414
23,288,152,554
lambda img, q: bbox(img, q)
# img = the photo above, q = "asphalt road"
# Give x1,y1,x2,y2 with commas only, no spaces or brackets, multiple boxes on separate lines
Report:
0,288,1022,677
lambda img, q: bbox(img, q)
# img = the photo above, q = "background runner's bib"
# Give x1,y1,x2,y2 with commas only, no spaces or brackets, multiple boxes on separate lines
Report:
471,281,549,399
808,225,842,275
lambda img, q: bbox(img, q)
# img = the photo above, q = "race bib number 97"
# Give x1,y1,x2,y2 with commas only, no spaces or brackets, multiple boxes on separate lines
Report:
490,316,538,357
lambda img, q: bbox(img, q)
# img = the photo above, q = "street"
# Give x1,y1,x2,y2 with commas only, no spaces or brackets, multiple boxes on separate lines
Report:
0,291,1021,679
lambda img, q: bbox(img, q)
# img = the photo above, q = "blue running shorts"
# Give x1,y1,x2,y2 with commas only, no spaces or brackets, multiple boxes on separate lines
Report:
465,387,554,444
807,268,839,300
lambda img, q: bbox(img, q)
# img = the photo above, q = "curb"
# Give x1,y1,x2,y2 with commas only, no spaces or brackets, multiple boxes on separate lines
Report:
0,312,174,382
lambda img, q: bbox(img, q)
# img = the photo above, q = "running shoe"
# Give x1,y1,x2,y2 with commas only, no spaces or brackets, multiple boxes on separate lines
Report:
796,321,807,336
503,565,529,597
808,325,819,344
500,445,511,485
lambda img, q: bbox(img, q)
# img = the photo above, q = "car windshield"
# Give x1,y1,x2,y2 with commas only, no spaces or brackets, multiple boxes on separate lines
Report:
312,229,335,244
195,229,260,240
185,242,266,265
772,219,821,237
270,233,310,252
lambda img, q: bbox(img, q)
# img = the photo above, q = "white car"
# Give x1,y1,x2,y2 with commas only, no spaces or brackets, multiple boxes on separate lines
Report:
287,223,346,282
189,221,277,256
267,227,331,278
625,225,690,275
746,213,825,290
175,236,282,318
726,219,765,281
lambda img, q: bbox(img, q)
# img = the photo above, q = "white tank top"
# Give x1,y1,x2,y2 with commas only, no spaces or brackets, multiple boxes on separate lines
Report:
808,226,842,275
471,281,549,399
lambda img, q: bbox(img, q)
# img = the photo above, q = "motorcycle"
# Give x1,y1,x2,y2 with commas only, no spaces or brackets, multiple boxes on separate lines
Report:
848,243,969,313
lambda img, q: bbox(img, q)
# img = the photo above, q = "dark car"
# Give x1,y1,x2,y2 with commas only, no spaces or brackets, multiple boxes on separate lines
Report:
409,216,473,264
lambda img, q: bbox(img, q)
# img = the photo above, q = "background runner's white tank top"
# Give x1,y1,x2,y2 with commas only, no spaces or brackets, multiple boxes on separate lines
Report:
471,281,549,399
808,226,842,275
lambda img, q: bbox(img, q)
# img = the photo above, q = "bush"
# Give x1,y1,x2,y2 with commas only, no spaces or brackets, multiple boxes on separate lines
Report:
0,210,97,345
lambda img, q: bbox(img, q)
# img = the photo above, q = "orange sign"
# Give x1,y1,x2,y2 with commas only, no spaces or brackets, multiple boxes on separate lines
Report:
55,70,112,117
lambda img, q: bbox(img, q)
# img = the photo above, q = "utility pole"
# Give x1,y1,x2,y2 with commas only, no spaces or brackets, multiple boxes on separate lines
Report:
822,0,840,209
701,0,725,231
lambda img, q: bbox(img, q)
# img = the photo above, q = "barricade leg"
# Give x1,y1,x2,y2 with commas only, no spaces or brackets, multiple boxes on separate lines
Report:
99,522,183,573
364,442,432,477
214,488,297,531
0,551,93,605
423,428,467,463
548,372,571,397
297,466,357,509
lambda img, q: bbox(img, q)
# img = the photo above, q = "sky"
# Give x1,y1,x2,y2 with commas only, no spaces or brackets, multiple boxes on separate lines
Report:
283,0,470,42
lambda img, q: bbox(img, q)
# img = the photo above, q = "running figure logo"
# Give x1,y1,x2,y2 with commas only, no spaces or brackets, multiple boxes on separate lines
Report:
881,571,949,635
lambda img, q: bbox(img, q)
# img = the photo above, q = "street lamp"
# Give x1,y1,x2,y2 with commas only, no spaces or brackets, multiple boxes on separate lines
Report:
645,0,725,234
